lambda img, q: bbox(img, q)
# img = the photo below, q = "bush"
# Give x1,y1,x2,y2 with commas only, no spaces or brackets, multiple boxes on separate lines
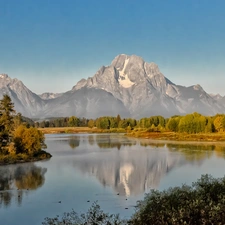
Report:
42,202,126,225
130,174,225,225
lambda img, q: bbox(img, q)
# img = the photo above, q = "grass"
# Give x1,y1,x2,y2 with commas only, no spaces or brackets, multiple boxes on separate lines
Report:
39,127,225,142
38,127,126,134
127,129,225,142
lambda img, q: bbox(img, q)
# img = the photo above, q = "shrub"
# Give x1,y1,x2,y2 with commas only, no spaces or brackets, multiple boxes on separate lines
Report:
129,174,225,225
42,202,126,225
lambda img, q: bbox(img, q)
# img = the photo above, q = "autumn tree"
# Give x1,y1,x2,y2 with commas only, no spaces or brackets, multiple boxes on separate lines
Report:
87,119,95,128
13,125,46,155
213,115,225,132
166,116,180,132
68,116,80,127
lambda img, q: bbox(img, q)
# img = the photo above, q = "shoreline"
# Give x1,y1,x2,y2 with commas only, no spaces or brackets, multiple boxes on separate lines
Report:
38,127,225,142
0,150,52,166
126,131,225,142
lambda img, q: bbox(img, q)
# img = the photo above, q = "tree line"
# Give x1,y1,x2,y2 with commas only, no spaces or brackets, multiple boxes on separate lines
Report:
35,112,225,134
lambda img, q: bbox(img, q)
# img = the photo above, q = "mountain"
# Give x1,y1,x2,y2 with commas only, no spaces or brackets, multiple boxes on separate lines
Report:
0,74,45,117
39,92,63,100
210,94,225,107
0,54,225,118
73,54,224,117
0,74,129,118
38,87,129,118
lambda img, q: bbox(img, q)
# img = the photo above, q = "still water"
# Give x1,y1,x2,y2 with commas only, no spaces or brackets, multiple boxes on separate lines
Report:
1,133,225,225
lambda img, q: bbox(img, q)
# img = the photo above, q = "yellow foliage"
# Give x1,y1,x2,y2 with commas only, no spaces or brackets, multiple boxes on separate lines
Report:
213,116,225,132
13,125,45,155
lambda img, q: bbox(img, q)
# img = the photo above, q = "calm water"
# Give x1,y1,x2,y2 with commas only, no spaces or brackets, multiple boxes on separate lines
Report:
1,133,225,225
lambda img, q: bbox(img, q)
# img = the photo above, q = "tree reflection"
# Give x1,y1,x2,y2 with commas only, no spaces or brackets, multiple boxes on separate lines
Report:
69,137,80,149
95,135,136,149
88,135,95,146
167,143,225,162
0,164,47,208
71,139,225,196
140,141,166,148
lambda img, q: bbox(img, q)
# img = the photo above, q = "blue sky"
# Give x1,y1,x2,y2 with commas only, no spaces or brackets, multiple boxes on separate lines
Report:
0,0,225,95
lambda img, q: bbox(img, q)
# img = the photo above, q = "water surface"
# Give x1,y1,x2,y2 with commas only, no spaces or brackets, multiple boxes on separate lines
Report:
1,133,225,225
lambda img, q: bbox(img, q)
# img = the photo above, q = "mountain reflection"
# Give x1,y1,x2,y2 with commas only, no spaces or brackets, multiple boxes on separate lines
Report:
0,163,47,207
69,135,225,197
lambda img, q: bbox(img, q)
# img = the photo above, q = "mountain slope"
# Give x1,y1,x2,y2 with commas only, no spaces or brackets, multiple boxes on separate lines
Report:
36,87,129,118
0,74,45,117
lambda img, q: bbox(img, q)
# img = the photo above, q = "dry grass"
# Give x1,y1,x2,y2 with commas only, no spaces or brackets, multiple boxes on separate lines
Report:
127,131,225,142
38,127,126,134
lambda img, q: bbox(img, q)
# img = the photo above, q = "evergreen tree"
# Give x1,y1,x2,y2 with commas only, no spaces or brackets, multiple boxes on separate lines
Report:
0,95,15,151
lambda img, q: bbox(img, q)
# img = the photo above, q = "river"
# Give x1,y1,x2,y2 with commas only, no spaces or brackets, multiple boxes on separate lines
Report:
1,133,225,225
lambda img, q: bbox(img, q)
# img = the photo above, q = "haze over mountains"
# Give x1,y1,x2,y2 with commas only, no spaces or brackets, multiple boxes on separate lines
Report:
0,54,225,119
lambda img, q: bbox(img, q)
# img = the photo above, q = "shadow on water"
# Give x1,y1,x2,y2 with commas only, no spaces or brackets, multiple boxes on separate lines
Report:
0,163,47,208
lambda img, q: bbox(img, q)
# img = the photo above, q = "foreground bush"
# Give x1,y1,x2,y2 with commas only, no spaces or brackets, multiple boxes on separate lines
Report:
130,174,225,225
42,202,126,225
43,175,225,225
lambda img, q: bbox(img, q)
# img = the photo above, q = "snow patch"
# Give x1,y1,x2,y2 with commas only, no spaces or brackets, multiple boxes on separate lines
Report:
118,74,135,88
117,58,134,88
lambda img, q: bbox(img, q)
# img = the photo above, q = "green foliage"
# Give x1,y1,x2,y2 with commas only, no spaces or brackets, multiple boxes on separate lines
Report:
178,113,208,134
96,117,110,129
138,116,166,129
87,119,95,128
0,95,15,150
0,95,49,162
130,174,225,225
68,116,80,127
42,202,126,225
166,116,180,132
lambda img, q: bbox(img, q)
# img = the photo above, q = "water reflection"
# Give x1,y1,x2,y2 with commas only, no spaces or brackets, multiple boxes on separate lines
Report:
72,148,187,196
167,143,225,161
62,135,225,197
95,135,136,150
0,164,47,208
69,136,80,149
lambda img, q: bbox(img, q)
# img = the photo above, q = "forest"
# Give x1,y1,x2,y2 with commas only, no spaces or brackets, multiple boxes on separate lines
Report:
35,112,225,134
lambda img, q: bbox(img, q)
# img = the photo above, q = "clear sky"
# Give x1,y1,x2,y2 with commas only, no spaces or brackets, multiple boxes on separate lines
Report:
0,0,225,95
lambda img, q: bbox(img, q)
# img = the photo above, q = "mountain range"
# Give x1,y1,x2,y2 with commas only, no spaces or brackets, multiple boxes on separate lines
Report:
0,54,225,119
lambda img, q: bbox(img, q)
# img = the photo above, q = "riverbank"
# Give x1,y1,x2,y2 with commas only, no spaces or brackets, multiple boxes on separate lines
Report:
0,150,52,165
127,130,225,142
38,127,225,142
38,127,126,134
